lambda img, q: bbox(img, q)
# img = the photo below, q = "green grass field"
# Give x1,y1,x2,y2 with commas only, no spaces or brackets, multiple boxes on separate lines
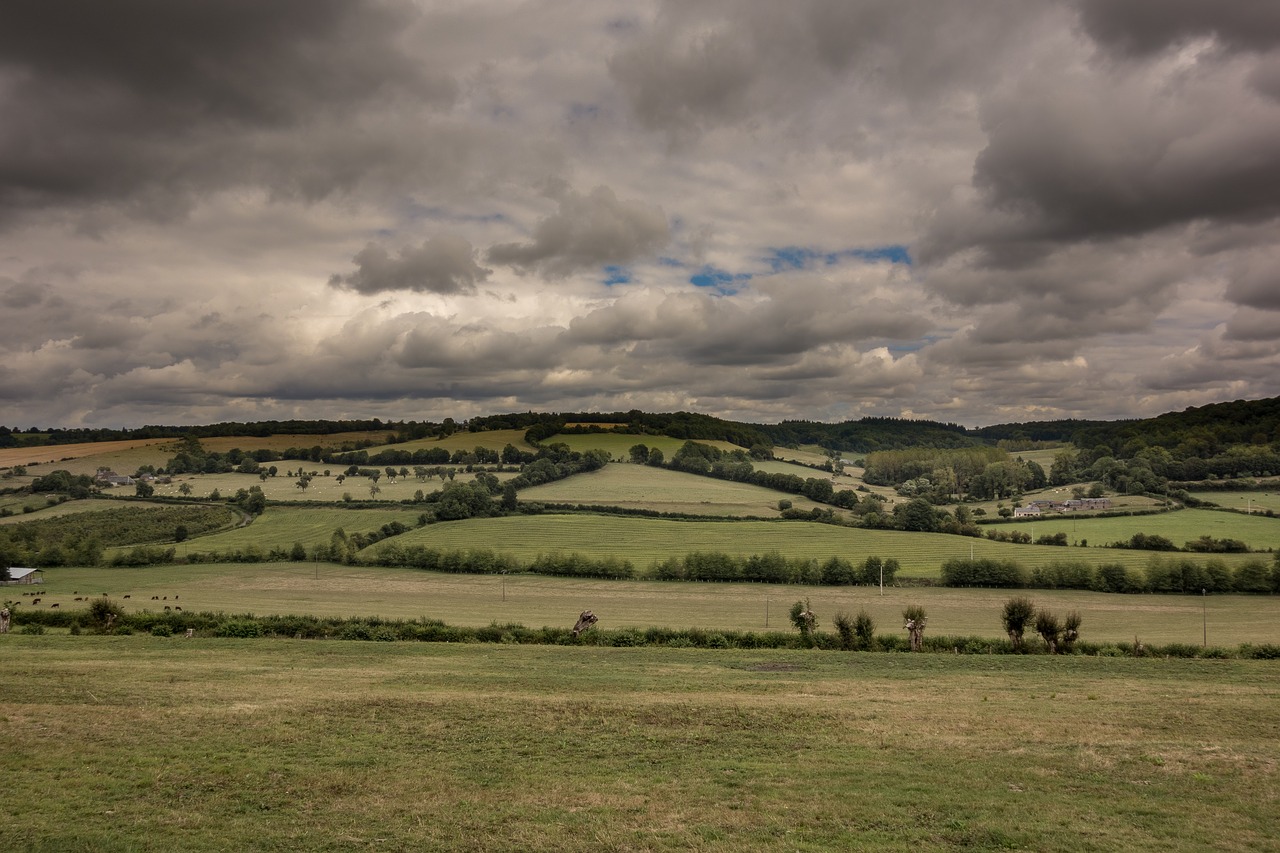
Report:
541,432,742,460
18,562,1280,645
984,507,1280,551
376,514,1260,577
127,505,428,556
0,497,176,525
1187,490,1280,514
2,638,1276,851
359,428,536,456
518,464,828,516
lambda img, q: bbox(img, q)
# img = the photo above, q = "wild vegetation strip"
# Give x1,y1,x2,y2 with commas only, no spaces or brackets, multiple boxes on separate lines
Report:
983,508,1280,551
23,562,1276,646
2,640,1276,851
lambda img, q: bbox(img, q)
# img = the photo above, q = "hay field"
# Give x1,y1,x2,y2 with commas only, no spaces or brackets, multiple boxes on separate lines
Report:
2,639,1277,851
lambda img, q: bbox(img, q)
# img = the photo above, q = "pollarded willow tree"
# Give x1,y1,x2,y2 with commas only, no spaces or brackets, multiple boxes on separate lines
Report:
903,604,927,652
1002,596,1037,653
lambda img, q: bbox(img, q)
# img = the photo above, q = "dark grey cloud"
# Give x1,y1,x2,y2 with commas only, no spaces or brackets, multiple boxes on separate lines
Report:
0,0,452,222
1075,0,1280,57
487,186,669,277
330,237,491,295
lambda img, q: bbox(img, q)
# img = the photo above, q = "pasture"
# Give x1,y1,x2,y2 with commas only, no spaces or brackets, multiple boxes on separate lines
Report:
2,638,1276,851
0,437,171,471
1188,489,1280,514
375,514,1261,578
146,469,519,504
983,508,1280,551
18,562,1280,645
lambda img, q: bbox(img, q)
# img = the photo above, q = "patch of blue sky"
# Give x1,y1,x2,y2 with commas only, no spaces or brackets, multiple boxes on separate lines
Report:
765,244,912,271
602,265,632,286
690,266,753,293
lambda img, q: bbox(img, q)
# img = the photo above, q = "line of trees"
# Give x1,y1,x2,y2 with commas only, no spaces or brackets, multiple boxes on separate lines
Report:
941,554,1280,594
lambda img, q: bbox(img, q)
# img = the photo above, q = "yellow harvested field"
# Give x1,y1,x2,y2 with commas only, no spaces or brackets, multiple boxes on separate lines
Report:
0,438,170,470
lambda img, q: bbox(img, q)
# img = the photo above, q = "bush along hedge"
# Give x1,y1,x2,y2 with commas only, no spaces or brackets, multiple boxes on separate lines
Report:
8,606,1279,658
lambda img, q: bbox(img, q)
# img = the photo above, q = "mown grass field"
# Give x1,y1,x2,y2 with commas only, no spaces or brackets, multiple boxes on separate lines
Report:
360,428,536,456
113,505,429,557
983,507,1280,551
378,514,1261,577
541,432,741,460
518,464,828,516
18,562,1280,645
2,638,1276,852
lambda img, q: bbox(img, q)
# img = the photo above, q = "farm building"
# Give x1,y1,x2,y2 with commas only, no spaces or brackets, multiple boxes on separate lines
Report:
4,567,44,585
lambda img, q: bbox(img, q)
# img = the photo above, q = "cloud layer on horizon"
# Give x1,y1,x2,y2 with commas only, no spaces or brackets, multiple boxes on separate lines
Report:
2,0,1279,429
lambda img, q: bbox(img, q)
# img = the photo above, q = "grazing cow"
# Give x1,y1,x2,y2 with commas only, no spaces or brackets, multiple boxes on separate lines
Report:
164,606,171,611
123,595,131,599
175,606,182,612
32,598,41,605
151,596,159,600
50,603,59,608
174,595,179,600
74,597,83,601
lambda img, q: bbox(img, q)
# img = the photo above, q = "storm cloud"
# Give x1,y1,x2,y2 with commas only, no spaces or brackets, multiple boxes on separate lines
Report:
2,1,1279,429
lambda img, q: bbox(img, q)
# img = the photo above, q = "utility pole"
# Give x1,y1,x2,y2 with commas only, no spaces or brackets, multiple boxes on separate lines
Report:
1202,588,1207,647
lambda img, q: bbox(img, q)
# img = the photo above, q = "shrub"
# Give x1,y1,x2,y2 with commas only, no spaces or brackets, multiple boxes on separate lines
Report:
854,610,876,650
150,623,173,637
1001,596,1037,652
833,611,855,650
19,623,45,635
87,597,126,633
216,619,263,638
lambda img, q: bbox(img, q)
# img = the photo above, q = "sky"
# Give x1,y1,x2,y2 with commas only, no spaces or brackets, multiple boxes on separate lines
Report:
3,0,1279,430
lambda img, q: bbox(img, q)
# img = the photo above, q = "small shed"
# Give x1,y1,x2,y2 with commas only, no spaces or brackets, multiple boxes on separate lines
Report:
5,567,44,585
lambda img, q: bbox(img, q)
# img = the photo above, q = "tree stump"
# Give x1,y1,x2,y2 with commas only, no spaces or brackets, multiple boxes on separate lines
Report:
572,610,598,638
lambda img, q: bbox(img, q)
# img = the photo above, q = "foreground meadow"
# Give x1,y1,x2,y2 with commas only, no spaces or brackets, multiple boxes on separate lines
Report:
1,638,1276,852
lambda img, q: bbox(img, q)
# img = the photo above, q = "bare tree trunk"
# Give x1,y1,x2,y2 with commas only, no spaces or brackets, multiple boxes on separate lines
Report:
572,610,598,638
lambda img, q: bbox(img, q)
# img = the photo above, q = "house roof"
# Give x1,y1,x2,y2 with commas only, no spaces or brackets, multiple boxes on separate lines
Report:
8,567,41,580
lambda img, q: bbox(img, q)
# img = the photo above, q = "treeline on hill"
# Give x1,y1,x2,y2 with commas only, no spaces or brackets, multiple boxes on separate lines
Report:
940,554,1280,595
508,410,773,449
760,417,976,452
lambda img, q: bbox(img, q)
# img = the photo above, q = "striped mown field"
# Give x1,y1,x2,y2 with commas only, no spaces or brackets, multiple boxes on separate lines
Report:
109,505,428,557
517,464,829,516
1186,490,1280,514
